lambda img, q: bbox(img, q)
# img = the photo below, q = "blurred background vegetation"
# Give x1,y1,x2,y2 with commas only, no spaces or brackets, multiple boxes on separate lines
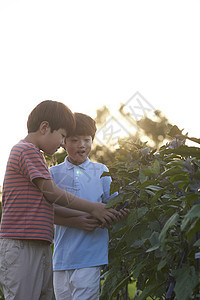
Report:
45,104,174,168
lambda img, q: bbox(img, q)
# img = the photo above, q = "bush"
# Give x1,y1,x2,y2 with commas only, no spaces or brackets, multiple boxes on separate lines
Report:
100,129,200,300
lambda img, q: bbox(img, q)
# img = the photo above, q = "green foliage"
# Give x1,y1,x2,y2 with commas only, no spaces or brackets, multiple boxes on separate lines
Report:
100,129,200,300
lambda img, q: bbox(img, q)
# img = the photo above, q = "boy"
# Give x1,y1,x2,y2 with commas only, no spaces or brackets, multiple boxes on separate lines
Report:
0,101,119,300
50,113,128,300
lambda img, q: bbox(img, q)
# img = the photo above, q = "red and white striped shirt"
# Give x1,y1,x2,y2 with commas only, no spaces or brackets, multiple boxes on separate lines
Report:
0,140,54,242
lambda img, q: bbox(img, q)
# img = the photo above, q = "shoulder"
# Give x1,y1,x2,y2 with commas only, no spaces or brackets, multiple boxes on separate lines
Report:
10,140,39,159
49,162,65,173
87,160,109,173
12,140,39,152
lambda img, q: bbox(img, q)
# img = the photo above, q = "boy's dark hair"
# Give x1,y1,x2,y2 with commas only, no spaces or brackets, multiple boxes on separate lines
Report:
27,100,76,136
72,113,97,140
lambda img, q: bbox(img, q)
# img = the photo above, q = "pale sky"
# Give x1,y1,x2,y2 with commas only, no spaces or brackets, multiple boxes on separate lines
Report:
0,0,200,186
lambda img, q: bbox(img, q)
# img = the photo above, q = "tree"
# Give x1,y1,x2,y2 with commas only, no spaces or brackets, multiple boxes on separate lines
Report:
90,105,173,167
137,110,173,148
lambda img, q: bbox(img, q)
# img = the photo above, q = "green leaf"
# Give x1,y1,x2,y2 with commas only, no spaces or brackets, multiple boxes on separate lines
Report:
161,166,183,177
127,208,143,223
159,213,179,241
146,243,160,253
166,159,186,167
181,204,200,231
110,181,119,194
153,159,160,174
187,136,200,145
112,275,131,297
169,174,189,183
168,125,183,137
157,258,167,271
100,267,124,300
105,194,123,208
166,145,200,159
141,166,157,176
149,231,159,246
186,218,200,241
139,170,148,183
132,262,145,278
145,189,155,197
173,264,199,300
145,185,163,192
151,189,164,208
137,207,149,218
126,210,139,226
140,179,159,189
193,238,200,247
193,159,200,168
100,171,111,178
141,147,151,156
137,282,162,300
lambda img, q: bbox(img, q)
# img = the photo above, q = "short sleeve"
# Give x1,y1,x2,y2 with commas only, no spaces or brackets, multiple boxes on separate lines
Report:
19,147,52,182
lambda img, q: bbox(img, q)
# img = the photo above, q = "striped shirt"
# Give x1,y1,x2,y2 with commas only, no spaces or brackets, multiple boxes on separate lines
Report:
0,140,54,242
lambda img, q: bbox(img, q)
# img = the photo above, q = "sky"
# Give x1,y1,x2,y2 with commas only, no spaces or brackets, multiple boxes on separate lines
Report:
0,0,200,187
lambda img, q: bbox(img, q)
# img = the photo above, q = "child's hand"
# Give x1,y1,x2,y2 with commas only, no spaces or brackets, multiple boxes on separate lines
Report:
98,222,111,230
98,208,130,229
75,214,100,231
114,201,130,221
90,203,120,226
116,208,130,220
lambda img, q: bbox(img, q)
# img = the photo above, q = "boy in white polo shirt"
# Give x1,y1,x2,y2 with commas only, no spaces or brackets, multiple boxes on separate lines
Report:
50,113,128,300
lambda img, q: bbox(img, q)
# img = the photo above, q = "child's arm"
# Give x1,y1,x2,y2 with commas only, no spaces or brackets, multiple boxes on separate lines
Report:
54,205,86,218
33,177,119,225
54,213,100,232
54,205,99,231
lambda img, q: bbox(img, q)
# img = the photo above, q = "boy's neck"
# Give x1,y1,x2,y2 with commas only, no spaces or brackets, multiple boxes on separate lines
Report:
24,133,40,149
67,156,87,166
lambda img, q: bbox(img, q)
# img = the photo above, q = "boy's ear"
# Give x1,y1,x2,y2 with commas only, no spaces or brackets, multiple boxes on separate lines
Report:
40,121,50,134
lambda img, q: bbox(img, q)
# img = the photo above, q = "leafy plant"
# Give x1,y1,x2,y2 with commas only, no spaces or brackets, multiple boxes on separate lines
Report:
100,128,200,300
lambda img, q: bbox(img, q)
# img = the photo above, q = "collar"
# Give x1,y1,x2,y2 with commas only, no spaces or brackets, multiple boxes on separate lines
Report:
64,156,90,170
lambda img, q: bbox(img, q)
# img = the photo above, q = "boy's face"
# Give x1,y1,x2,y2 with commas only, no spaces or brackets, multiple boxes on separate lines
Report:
64,135,92,165
41,127,67,155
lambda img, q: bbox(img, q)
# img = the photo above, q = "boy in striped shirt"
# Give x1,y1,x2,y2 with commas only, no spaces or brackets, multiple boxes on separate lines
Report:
0,100,119,300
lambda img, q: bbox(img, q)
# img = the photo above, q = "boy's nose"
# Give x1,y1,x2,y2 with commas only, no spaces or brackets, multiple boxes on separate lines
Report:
78,140,85,147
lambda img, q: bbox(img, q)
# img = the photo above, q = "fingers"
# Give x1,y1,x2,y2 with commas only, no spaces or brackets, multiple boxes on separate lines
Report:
102,210,120,225
105,207,130,226
84,216,99,225
98,207,130,230
118,208,130,218
84,224,99,231
91,203,121,225
98,223,111,230
85,215,100,225
82,217,100,231
107,208,121,218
